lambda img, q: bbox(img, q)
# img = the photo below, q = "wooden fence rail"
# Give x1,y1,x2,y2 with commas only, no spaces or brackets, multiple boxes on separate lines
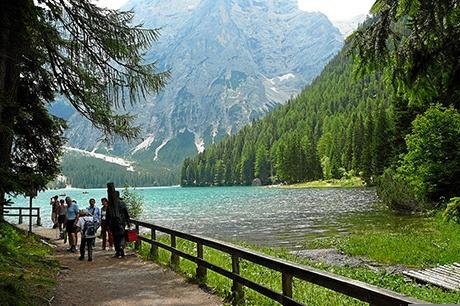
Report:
130,219,426,306
4,207,42,226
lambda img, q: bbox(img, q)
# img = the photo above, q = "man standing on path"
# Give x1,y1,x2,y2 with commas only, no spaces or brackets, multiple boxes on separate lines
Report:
107,191,130,258
87,198,101,223
87,198,101,248
65,197,79,253
76,209,99,262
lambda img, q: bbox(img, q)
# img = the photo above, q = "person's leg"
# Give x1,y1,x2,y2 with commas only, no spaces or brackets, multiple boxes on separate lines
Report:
79,237,86,260
119,233,126,258
66,221,74,250
113,233,120,257
87,238,93,261
74,231,78,249
101,225,107,250
108,230,114,249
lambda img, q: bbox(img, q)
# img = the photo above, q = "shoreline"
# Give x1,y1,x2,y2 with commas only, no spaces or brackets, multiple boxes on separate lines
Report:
268,177,366,189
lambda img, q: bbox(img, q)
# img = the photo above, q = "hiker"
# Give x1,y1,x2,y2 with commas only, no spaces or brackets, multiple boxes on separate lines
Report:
87,198,101,223
100,198,113,251
76,209,99,262
65,197,79,253
50,195,59,228
57,199,67,234
107,191,130,258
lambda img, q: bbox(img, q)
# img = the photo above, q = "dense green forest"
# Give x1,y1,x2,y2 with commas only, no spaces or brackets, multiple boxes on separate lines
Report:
181,49,394,187
60,153,177,188
181,6,460,212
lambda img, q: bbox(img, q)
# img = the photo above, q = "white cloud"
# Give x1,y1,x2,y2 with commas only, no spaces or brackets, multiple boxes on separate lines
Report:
92,0,128,9
298,0,374,20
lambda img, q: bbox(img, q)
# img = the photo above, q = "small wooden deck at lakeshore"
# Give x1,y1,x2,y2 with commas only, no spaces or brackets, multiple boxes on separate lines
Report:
404,263,460,291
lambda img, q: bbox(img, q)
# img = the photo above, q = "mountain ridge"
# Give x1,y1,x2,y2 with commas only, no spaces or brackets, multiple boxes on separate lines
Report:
57,0,343,185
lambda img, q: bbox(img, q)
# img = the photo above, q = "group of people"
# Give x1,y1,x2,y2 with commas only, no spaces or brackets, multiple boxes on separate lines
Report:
49,193,131,261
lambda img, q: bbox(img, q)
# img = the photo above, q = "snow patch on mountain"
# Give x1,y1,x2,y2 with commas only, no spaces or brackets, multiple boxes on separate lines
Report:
194,133,205,153
64,146,135,171
154,138,170,161
277,73,296,82
132,134,155,154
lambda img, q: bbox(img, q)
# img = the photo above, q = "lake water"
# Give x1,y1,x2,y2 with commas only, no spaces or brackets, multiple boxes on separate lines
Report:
7,186,391,249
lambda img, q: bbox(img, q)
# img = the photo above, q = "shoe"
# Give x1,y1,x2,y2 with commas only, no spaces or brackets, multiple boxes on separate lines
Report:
117,256,122,259
66,248,73,252
70,247,77,253
102,247,106,251
88,258,93,262
78,256,84,260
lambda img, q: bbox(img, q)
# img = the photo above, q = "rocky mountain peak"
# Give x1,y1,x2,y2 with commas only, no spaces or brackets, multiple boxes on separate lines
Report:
62,0,343,174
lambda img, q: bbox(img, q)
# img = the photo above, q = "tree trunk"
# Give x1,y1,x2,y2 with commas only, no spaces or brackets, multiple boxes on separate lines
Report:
0,0,27,220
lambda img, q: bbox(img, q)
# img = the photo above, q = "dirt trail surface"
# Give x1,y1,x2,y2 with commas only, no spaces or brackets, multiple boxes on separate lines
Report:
20,225,222,306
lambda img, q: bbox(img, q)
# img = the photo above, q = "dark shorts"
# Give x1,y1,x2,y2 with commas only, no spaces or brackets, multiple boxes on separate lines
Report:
66,219,76,233
58,215,66,224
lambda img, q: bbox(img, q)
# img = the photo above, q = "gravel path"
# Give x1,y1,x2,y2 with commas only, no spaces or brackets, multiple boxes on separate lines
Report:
21,225,222,306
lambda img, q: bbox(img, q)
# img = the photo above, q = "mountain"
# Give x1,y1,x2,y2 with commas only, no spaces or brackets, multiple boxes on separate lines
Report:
56,0,343,186
181,46,394,186
332,14,367,38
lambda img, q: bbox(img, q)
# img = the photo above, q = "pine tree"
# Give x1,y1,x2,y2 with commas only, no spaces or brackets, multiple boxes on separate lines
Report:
0,0,168,217
254,145,271,185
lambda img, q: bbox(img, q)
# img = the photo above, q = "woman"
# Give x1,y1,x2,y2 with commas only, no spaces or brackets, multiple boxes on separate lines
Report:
100,198,113,250
57,199,67,234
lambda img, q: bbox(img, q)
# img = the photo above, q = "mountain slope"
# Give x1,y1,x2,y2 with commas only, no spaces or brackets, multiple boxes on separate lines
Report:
181,45,395,186
57,0,343,186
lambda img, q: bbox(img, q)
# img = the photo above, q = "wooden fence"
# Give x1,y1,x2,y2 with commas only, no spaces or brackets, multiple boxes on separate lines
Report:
130,219,426,306
4,207,42,226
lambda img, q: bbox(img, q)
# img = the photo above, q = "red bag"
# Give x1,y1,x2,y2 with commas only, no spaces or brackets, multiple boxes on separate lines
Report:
125,229,138,242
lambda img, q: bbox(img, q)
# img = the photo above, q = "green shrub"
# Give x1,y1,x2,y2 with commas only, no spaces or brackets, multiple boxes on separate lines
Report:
397,106,460,203
376,168,424,211
121,185,144,219
443,197,460,224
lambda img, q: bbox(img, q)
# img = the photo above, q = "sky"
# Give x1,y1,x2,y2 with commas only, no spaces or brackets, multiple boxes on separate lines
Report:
95,0,374,21
298,0,374,20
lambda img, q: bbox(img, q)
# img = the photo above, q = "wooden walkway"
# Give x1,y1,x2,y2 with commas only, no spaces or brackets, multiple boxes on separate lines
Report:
403,263,460,291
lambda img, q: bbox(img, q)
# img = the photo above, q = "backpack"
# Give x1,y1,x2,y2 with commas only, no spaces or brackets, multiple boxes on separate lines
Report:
83,218,96,238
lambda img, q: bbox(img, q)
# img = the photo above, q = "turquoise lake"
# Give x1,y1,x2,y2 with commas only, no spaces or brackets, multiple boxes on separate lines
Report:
7,186,389,249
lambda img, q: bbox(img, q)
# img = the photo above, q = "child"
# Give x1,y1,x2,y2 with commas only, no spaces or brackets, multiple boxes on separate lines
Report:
76,209,99,261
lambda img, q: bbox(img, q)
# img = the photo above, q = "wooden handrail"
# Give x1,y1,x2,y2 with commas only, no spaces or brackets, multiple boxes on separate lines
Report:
131,219,426,306
4,207,41,226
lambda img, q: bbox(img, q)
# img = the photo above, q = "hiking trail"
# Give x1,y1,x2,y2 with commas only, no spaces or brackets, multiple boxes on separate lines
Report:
21,225,222,306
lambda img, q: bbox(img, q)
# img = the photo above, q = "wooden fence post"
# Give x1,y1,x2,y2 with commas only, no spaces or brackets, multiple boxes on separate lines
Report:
150,228,158,260
18,208,23,224
170,234,180,268
196,242,207,283
282,272,293,305
36,208,41,226
134,224,141,250
231,255,244,305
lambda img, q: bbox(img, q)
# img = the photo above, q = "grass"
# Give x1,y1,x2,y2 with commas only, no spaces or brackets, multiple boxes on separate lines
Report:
0,222,59,306
133,232,460,305
308,214,460,268
282,177,364,189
